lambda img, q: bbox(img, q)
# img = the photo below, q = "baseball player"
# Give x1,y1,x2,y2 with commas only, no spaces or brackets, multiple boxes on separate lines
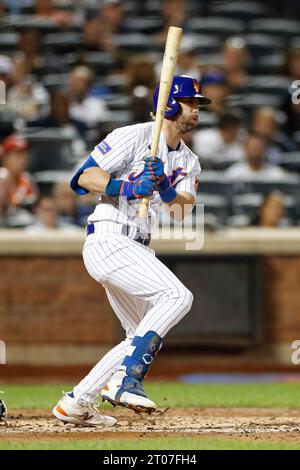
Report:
53,75,211,427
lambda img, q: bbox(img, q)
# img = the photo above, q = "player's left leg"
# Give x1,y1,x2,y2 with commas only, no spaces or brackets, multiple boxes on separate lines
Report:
72,287,150,406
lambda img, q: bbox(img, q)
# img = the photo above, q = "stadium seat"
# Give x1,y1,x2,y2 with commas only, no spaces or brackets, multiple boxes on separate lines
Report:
186,17,245,36
115,34,161,53
103,74,127,94
249,18,300,36
225,93,282,112
248,53,285,75
0,32,19,52
62,52,115,76
231,192,296,223
106,94,131,111
41,73,69,91
280,152,300,173
195,112,218,129
243,34,284,57
196,193,230,226
42,32,83,54
33,170,74,194
25,129,81,173
244,176,300,197
190,35,222,55
108,110,133,126
291,37,300,49
241,76,291,95
197,172,232,197
210,1,270,20
5,15,64,34
195,53,222,67
292,132,300,148
124,17,163,34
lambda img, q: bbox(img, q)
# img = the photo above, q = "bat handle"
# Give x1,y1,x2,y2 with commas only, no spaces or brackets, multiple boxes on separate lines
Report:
138,197,149,218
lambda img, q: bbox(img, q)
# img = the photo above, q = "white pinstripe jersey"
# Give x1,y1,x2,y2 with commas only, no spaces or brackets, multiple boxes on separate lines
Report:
88,121,201,231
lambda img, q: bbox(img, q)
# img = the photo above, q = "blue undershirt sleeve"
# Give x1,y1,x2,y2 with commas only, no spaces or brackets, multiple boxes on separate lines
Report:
70,155,99,195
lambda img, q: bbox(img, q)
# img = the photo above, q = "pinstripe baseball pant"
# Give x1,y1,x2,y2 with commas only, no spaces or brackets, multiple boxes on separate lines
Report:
73,222,193,404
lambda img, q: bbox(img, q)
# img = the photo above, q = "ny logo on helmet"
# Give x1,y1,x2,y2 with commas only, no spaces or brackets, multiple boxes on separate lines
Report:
193,80,201,94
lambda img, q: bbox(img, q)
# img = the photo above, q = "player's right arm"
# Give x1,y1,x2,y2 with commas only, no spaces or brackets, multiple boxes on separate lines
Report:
70,127,155,199
78,166,110,195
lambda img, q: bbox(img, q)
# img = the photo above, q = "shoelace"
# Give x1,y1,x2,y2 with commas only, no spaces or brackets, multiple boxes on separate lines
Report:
62,391,103,417
88,403,103,416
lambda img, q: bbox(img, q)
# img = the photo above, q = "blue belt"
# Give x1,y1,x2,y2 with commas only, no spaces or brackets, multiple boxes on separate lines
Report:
86,223,151,246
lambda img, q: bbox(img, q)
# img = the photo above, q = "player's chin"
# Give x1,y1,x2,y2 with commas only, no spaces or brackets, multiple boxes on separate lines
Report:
181,121,197,133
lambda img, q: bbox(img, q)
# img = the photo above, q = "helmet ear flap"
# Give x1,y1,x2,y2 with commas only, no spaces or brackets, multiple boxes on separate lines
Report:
165,99,180,118
152,86,180,118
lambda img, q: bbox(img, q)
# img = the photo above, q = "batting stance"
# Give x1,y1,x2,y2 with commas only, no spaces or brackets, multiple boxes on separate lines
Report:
53,75,210,427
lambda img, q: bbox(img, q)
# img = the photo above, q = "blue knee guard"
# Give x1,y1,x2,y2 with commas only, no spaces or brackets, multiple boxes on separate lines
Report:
122,331,162,381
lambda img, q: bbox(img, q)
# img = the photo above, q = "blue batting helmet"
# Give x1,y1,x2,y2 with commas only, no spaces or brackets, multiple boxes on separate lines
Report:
152,75,211,118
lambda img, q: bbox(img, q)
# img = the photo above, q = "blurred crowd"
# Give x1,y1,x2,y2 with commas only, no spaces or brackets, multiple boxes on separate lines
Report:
0,0,300,230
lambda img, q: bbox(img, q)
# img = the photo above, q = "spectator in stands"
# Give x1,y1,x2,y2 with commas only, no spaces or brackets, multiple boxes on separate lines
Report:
2,0,31,15
0,135,38,207
7,54,49,121
0,2,5,17
177,37,200,79
222,37,248,91
155,36,200,82
25,194,79,232
85,0,127,57
125,56,156,123
28,89,88,136
54,181,83,227
284,46,300,81
98,0,126,34
192,109,245,169
281,47,300,142
225,131,286,181
251,107,297,165
282,93,300,144
34,0,75,28
251,191,287,227
155,0,186,46
200,71,230,113
0,55,16,140
0,54,14,92
82,17,103,51
0,167,34,228
17,28,44,77
66,66,110,128
27,89,86,160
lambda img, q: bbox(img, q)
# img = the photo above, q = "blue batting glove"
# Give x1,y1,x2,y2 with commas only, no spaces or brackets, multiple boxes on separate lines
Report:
132,177,156,199
155,173,177,203
144,157,165,179
106,177,156,200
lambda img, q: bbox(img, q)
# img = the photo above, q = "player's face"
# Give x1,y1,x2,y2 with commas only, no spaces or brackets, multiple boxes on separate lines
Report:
175,98,200,133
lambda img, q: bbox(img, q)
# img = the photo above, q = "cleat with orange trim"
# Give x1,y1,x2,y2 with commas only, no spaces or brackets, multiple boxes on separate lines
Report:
52,392,117,427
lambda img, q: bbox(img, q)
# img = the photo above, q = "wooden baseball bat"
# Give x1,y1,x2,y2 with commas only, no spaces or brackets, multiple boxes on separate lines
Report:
138,26,183,219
